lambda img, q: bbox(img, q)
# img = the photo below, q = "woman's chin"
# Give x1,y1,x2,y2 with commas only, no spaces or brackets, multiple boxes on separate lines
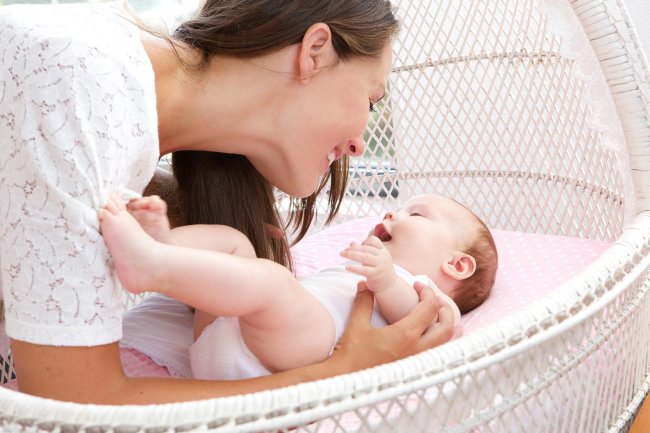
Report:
275,178,320,199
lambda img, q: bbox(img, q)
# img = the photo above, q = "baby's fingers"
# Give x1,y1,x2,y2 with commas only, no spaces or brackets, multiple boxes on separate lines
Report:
344,263,372,277
361,235,383,248
341,248,378,266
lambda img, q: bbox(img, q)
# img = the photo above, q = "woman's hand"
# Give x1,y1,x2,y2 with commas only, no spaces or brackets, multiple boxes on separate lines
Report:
327,280,455,372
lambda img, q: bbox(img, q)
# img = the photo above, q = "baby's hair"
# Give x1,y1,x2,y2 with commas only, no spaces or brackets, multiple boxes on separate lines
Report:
454,206,498,314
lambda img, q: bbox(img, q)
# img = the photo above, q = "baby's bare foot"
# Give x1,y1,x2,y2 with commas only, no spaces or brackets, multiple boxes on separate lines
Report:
99,193,164,295
126,195,172,244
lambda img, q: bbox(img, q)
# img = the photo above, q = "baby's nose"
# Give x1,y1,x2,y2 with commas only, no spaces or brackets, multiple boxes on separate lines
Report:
383,211,395,220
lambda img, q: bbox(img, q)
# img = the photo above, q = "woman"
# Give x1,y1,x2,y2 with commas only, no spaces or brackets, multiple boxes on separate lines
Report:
0,0,454,404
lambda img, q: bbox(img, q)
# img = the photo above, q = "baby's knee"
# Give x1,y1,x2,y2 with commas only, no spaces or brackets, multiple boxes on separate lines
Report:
229,229,256,258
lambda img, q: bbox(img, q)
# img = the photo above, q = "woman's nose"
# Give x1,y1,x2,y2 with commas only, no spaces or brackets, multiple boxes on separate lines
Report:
345,134,366,157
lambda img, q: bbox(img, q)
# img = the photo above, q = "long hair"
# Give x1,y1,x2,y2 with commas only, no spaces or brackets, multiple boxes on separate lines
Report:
171,151,291,266
172,0,399,67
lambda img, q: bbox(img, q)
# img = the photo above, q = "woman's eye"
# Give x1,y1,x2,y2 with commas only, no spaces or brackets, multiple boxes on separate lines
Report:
369,101,376,113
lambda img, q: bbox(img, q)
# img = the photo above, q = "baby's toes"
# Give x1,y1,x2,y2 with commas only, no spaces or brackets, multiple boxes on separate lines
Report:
104,194,124,214
148,196,167,214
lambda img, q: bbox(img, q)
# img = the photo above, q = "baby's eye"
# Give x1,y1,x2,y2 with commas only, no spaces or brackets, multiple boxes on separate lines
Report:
410,212,422,217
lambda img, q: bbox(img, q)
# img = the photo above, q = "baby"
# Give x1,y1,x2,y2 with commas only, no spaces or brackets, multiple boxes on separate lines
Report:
100,193,497,380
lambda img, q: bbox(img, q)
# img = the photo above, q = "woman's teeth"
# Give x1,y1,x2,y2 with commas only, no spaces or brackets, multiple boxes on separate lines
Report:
327,151,336,164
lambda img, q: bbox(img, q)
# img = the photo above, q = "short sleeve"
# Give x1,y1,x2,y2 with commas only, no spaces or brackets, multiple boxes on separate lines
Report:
0,5,158,346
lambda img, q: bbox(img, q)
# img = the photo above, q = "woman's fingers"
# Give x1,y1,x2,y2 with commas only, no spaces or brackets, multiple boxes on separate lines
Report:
420,303,455,349
391,283,439,332
331,281,454,371
387,281,454,352
345,282,375,332
412,281,454,349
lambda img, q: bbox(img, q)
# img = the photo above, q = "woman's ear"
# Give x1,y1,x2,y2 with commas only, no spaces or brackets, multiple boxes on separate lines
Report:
297,23,335,84
441,252,477,281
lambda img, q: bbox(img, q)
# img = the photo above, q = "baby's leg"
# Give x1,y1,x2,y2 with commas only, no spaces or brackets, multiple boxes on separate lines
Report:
237,269,337,373
172,226,337,371
101,197,336,371
99,193,166,294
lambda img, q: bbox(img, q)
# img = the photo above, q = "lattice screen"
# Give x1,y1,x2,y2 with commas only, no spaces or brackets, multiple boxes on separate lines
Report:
292,0,629,243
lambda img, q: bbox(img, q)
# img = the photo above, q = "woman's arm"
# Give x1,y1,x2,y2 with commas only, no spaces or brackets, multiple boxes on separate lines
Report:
11,283,453,404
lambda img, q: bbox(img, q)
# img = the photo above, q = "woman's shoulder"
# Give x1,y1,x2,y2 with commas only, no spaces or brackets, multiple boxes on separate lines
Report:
1,2,149,76
0,2,159,186
1,2,129,37
1,2,156,129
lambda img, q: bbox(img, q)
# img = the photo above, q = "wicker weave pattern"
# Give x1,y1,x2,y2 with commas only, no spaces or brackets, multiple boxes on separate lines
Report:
336,0,629,242
2,0,650,432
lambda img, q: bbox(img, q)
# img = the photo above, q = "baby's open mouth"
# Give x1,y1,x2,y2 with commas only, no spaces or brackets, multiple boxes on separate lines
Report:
374,223,392,242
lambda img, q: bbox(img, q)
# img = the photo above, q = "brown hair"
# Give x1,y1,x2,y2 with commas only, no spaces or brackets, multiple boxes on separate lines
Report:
454,213,498,314
171,151,291,265
172,0,399,68
167,0,398,265
171,152,348,269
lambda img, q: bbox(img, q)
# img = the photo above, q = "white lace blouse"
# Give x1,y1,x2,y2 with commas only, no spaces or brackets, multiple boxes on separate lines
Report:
0,2,159,346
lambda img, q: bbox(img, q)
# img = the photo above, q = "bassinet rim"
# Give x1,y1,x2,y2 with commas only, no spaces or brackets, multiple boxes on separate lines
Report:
2,0,650,431
1,212,649,432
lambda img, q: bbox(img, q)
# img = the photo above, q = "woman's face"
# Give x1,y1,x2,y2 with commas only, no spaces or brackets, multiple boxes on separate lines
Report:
256,43,394,198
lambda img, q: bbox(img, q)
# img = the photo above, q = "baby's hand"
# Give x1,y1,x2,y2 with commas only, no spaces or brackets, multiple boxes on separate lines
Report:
340,235,397,293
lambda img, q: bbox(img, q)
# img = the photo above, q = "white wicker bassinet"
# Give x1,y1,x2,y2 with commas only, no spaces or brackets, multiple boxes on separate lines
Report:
2,0,650,432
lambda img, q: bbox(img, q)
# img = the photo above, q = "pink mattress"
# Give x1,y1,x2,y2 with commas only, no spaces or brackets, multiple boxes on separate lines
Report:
290,217,610,334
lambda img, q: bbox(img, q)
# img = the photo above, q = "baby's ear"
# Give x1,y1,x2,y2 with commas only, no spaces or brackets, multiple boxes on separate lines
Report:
441,252,476,281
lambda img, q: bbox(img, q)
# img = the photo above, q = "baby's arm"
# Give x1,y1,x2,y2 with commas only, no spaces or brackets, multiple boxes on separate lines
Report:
341,236,419,324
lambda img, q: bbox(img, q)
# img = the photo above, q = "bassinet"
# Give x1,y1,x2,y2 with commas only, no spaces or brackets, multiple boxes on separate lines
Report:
2,0,650,431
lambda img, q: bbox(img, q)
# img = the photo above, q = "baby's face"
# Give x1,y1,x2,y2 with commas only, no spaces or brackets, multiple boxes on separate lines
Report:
371,194,473,283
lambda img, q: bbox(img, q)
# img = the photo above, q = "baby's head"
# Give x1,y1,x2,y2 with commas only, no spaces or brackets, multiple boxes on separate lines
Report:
372,194,498,314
